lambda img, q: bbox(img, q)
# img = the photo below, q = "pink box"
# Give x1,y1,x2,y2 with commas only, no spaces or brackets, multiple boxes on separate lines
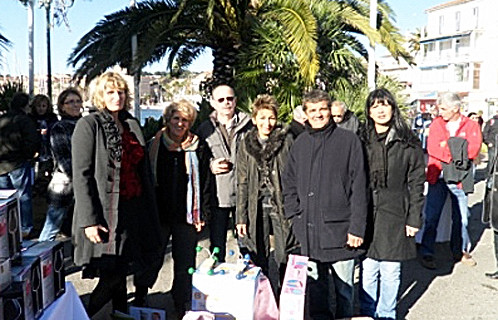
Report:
279,254,309,320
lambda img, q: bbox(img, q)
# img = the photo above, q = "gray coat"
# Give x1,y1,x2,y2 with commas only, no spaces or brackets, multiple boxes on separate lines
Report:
71,110,162,286
196,111,252,208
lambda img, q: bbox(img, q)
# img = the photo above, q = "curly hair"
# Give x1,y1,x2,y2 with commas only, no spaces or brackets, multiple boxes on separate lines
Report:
163,99,197,126
92,72,131,111
251,94,278,118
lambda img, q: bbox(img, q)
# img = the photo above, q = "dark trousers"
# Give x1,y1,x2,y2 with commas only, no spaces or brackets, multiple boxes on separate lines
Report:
494,231,498,269
160,222,198,315
87,260,128,317
209,206,234,263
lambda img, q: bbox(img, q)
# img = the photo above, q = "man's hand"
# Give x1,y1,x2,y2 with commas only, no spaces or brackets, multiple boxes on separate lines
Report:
347,233,363,248
236,224,247,237
210,158,232,175
405,225,419,237
194,221,205,232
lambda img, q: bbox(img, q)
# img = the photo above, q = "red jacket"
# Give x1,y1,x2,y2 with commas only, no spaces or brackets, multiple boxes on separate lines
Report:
426,115,482,184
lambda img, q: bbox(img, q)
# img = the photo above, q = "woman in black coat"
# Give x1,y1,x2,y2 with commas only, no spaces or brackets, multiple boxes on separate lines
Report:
359,88,425,320
236,94,297,288
72,72,162,317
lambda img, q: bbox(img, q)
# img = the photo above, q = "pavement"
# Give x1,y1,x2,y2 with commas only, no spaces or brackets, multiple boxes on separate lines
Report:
31,163,498,319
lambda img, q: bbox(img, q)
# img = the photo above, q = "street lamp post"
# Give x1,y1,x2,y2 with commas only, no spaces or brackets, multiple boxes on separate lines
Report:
368,0,377,91
40,0,52,102
28,0,35,97
130,0,141,122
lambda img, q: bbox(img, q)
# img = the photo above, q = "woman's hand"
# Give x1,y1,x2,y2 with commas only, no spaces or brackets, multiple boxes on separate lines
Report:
194,221,205,232
406,225,419,237
236,224,247,237
84,225,108,243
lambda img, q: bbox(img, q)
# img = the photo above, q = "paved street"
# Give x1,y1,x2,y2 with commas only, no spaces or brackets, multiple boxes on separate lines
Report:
36,164,498,319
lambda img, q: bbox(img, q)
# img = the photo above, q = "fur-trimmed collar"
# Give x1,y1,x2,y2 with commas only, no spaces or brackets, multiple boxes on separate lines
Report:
244,126,288,165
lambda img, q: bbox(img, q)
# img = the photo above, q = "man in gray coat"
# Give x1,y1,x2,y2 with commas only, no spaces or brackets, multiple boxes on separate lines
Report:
331,100,361,134
197,84,252,262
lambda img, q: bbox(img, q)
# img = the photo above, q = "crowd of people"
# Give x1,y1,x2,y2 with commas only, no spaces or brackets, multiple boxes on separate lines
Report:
2,70,498,319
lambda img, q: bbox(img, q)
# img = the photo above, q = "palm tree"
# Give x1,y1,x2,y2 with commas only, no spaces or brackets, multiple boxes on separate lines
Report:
68,0,319,88
0,32,10,66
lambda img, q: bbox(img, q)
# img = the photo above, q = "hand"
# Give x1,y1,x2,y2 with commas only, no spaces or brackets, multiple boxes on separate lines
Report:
236,224,247,237
347,233,363,248
405,225,419,237
194,221,205,232
84,225,108,243
439,141,447,148
210,158,232,175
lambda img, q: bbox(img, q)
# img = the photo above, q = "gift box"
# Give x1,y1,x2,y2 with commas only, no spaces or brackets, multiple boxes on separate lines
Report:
0,258,11,293
11,256,43,319
22,241,65,309
2,280,34,320
191,262,260,320
0,190,21,263
279,254,309,320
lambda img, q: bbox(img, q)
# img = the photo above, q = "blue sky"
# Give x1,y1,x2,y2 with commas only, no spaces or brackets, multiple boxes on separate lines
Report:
0,0,444,76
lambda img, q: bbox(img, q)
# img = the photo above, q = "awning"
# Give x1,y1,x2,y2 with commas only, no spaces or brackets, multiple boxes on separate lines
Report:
420,31,472,44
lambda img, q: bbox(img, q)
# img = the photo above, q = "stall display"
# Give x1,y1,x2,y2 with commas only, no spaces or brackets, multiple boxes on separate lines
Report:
11,256,43,319
0,190,21,263
279,254,309,320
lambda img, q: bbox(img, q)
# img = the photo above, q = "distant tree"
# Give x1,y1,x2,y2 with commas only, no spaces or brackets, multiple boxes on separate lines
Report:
0,80,25,113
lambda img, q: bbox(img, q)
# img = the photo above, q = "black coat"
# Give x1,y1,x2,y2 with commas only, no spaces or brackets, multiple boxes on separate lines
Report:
362,128,425,261
282,121,368,263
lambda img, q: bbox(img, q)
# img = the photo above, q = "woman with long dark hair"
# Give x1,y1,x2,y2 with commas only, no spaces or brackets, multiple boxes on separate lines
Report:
359,88,425,319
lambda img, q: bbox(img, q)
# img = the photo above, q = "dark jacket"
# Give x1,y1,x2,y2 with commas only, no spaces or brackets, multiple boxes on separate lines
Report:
362,127,425,261
71,110,162,287
30,112,59,161
288,120,305,139
442,137,474,193
196,111,252,208
282,121,368,263
0,109,40,175
236,126,297,264
47,116,79,207
336,110,361,134
483,115,498,147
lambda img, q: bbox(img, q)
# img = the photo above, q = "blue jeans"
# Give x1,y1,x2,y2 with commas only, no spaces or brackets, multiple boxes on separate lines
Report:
420,179,471,257
0,162,33,233
360,258,401,319
38,205,69,241
305,259,355,319
209,206,234,263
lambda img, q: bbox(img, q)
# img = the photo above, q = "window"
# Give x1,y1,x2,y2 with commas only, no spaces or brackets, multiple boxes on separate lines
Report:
473,63,480,89
424,42,435,57
455,11,461,31
439,15,445,34
473,7,479,28
455,63,469,82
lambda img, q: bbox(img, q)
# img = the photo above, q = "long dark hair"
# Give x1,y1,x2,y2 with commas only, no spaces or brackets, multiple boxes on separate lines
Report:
361,88,414,143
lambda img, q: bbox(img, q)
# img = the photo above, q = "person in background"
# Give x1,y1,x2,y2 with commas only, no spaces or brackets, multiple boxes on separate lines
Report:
38,88,82,241
236,94,297,292
288,105,307,139
467,112,483,129
359,88,425,320
483,109,498,176
71,72,162,317
282,89,368,319
196,84,252,263
419,92,482,270
331,100,361,134
149,100,211,318
0,93,40,237
29,94,58,195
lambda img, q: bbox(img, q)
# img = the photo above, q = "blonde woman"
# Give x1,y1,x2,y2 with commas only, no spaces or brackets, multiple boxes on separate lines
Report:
72,72,162,316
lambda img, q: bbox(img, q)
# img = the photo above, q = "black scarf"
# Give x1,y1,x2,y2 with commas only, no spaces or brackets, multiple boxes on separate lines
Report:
368,129,389,190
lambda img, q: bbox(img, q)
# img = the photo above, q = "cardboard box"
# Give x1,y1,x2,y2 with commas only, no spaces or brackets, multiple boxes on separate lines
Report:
129,306,166,320
11,256,43,319
0,259,11,293
0,208,8,259
279,254,309,320
191,262,260,320
2,281,34,320
22,241,65,309
0,191,21,263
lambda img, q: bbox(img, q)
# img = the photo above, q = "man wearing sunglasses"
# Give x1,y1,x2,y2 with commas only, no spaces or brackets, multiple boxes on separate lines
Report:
197,84,252,262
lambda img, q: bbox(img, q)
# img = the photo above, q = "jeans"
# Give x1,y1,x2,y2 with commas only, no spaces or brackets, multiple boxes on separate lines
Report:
305,259,355,319
209,206,234,263
360,258,401,319
420,179,471,257
38,205,69,241
0,162,33,233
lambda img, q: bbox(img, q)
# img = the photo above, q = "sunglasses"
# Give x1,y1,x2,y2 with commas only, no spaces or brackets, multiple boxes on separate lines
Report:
216,96,235,103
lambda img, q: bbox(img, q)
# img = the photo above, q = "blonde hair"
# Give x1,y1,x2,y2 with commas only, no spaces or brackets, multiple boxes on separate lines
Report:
92,72,131,111
163,99,197,126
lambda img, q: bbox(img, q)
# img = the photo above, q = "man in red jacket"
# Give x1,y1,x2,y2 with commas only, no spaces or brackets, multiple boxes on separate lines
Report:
420,92,482,269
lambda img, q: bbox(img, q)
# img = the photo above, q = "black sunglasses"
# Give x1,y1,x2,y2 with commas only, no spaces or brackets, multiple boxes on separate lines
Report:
216,96,235,103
